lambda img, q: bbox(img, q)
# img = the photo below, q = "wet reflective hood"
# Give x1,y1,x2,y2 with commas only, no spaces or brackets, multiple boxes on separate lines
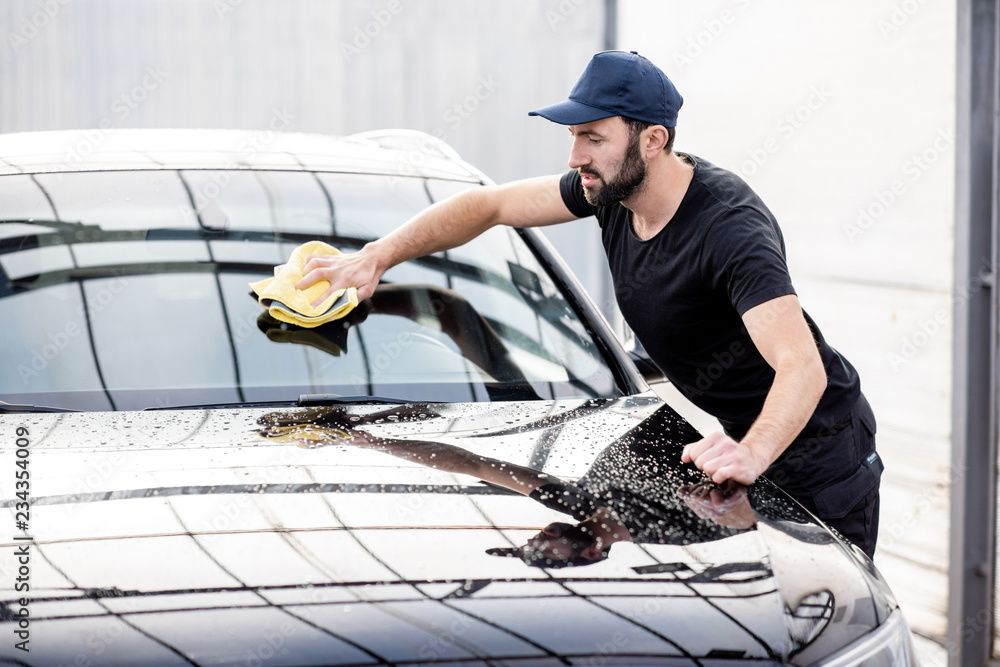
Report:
0,394,898,666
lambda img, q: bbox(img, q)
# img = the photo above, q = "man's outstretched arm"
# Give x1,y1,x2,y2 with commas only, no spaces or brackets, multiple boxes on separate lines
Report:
343,431,554,496
681,294,827,484
297,174,576,305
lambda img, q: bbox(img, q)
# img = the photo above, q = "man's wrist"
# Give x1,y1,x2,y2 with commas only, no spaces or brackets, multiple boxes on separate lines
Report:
360,238,393,276
736,431,780,479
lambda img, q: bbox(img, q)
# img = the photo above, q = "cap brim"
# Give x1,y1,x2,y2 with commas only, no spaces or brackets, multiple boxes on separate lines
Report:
485,547,522,558
527,98,617,125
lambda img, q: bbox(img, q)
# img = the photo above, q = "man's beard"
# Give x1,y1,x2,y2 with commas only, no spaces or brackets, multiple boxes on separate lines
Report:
582,133,647,206
522,522,601,565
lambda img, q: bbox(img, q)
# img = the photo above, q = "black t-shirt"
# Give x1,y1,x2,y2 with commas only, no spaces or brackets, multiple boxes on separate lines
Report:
559,154,860,433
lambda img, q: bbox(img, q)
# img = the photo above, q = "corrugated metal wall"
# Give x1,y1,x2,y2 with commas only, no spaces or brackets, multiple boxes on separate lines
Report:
0,0,616,320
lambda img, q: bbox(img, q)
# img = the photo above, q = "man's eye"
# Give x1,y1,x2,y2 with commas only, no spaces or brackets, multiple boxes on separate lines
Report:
589,138,601,144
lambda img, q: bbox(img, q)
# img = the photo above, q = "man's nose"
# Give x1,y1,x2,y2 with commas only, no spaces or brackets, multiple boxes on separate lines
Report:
567,138,589,170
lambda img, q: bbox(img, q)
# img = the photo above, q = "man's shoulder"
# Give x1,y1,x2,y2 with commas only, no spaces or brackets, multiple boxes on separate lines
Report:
679,154,781,241
683,153,765,211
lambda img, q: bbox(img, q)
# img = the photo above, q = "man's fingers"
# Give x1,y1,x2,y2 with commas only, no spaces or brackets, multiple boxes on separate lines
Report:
711,463,757,486
689,439,731,472
357,284,376,302
299,255,324,275
682,433,756,485
296,267,325,290
309,286,337,308
696,451,732,483
297,254,341,289
681,433,722,463
712,467,739,485
297,253,379,303
310,280,376,308
711,468,732,485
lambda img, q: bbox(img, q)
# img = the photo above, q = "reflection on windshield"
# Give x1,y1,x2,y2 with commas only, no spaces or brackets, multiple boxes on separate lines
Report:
0,170,619,410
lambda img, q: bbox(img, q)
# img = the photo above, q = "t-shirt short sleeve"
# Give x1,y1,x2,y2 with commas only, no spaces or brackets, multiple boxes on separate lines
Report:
703,208,796,316
529,482,599,522
559,170,597,220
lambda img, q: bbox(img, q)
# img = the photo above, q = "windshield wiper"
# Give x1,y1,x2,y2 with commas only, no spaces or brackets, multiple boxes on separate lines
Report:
0,401,81,414
0,219,107,236
296,394,414,406
144,394,415,411
1,218,90,228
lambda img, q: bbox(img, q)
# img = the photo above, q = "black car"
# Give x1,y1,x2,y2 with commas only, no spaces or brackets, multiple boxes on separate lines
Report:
0,128,916,665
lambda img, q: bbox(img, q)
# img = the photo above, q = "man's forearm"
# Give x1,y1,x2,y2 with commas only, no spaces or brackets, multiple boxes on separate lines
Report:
298,175,571,304
353,434,551,495
683,295,829,485
298,186,502,303
362,186,501,273
739,355,826,473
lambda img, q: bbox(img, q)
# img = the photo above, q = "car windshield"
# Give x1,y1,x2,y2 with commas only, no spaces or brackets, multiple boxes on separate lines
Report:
0,169,621,410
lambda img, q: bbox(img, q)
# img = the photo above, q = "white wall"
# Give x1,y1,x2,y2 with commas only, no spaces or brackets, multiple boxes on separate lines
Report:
619,0,956,644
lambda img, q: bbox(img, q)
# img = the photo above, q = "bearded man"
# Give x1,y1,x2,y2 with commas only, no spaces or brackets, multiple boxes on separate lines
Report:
297,50,883,559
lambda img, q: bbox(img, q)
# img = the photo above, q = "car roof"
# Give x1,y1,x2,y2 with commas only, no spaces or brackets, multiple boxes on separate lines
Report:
0,127,489,182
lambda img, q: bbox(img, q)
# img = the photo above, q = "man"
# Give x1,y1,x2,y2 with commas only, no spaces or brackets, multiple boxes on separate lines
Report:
297,50,883,558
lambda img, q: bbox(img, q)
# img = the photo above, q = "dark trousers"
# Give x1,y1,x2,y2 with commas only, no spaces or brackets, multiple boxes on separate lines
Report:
806,483,881,559
774,393,882,559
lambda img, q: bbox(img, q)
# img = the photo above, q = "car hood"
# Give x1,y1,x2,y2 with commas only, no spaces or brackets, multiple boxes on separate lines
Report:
1,394,896,666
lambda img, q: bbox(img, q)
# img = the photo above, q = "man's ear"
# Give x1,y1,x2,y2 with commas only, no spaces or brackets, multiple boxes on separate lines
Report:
643,125,669,156
580,544,606,561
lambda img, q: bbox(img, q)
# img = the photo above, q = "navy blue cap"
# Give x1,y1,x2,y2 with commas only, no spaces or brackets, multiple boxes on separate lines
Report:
529,51,683,127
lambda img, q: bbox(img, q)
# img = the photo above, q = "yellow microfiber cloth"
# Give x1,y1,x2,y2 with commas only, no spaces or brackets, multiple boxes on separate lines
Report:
257,422,354,449
249,241,359,328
